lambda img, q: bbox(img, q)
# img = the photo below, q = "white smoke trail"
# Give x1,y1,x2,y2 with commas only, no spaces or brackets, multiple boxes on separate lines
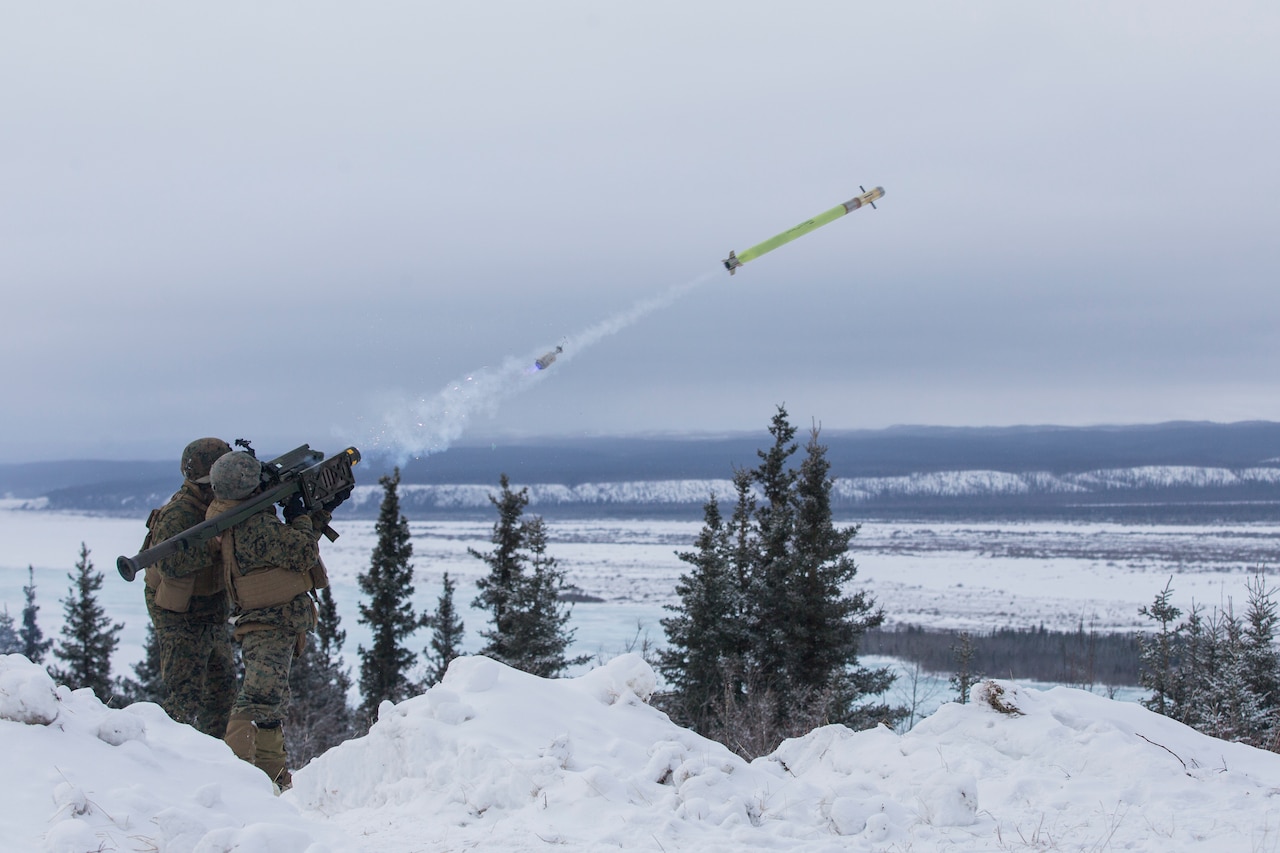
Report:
364,269,720,463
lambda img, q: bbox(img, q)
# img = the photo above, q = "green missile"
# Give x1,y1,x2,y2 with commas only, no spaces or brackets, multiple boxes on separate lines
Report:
723,185,884,274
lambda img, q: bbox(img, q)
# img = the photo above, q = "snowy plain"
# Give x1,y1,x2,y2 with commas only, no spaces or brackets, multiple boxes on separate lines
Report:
4,504,1280,851
2,503,1275,681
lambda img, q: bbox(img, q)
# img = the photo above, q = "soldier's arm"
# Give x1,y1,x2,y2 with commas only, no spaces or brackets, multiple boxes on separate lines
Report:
152,505,219,579
238,511,320,573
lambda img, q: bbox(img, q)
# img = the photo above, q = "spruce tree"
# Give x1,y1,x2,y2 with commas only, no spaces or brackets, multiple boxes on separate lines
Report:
1138,579,1182,715
661,407,901,755
471,474,531,665
765,421,894,728
115,622,166,705
1136,578,1279,748
422,572,465,687
1199,606,1263,744
0,607,20,654
659,493,747,731
514,515,584,677
471,474,583,676
1169,603,1210,728
752,407,798,586
727,468,758,593
734,407,802,737
743,411,893,730
317,585,349,661
357,468,421,727
949,631,980,704
1241,574,1280,743
50,543,124,703
288,586,356,765
21,566,52,664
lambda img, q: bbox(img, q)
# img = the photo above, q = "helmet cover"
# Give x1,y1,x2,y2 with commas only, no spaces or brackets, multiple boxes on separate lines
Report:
181,437,234,484
209,451,264,500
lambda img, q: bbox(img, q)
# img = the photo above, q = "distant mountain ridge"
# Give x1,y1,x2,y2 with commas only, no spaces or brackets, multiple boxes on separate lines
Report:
6,422,1280,522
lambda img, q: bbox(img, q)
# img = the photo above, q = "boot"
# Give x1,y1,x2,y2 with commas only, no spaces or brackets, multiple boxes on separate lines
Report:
255,721,292,791
223,711,257,764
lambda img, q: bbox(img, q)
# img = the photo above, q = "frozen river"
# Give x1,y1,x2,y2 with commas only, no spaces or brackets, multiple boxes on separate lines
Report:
2,505,1276,700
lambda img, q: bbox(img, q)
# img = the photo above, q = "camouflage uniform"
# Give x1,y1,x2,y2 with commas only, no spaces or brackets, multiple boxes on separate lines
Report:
142,441,236,737
209,494,331,788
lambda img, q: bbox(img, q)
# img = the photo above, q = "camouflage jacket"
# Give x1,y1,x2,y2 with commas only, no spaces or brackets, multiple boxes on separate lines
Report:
208,497,330,634
144,481,226,612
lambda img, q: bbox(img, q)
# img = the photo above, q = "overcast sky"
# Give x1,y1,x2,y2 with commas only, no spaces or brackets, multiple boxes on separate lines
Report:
3,3,1279,463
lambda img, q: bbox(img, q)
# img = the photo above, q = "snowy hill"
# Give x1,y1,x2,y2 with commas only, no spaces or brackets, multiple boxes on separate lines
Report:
5,652,1280,852
21,463,1280,522
10,422,1280,521
337,463,1280,516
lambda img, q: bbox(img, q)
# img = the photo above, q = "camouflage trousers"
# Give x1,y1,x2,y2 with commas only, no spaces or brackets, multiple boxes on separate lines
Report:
145,587,236,737
235,626,301,724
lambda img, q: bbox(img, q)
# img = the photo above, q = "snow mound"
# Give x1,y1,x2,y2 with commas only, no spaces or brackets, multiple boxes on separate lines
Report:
1,654,60,725
10,650,1280,852
0,654,352,852
292,656,1280,852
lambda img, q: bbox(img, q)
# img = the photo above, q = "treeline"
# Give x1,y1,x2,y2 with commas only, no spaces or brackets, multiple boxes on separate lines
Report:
863,623,1143,688
1139,576,1280,749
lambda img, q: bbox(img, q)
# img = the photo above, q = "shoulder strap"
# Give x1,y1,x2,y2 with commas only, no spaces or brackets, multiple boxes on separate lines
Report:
142,507,163,550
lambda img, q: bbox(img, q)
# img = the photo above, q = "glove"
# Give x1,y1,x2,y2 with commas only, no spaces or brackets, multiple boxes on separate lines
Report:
282,495,306,523
322,486,352,513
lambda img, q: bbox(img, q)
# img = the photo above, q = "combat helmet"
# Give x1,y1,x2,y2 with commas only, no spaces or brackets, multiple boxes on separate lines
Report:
181,437,234,484
210,451,264,500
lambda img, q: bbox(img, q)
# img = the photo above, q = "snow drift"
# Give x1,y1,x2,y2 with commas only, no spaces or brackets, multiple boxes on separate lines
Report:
5,652,1280,852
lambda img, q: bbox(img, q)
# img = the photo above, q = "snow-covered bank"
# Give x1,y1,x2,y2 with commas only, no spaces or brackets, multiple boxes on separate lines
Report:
0,654,347,852
6,652,1280,852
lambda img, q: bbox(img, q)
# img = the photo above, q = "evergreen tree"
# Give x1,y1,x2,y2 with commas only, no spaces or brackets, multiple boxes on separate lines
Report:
782,423,893,728
1138,579,1182,715
511,516,584,677
50,543,124,703
0,607,21,654
288,586,356,765
357,468,421,728
471,474,529,665
743,411,895,732
21,566,52,664
661,407,901,756
114,622,166,705
727,468,759,593
422,572,466,687
949,631,981,704
1241,574,1280,742
471,475,583,676
741,407,800,728
1137,576,1279,749
1169,603,1211,728
659,493,747,730
317,585,349,661
1199,606,1264,744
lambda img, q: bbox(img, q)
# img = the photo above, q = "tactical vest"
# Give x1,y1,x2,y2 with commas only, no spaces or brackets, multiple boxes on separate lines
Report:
209,499,329,611
143,489,225,613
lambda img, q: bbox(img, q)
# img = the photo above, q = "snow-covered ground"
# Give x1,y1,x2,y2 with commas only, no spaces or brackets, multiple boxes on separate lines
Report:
2,506,1276,686
4,506,1280,850
5,650,1280,852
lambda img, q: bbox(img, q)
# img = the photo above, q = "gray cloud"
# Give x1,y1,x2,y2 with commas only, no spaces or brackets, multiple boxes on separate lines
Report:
3,2,1278,461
